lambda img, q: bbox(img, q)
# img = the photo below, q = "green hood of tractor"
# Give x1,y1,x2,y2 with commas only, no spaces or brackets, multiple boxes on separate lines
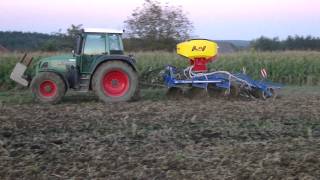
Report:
37,54,76,73
42,54,74,61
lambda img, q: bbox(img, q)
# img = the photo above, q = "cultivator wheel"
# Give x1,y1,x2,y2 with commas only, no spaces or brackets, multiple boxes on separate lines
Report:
252,88,276,100
269,88,277,99
30,72,66,104
253,90,268,100
166,87,184,99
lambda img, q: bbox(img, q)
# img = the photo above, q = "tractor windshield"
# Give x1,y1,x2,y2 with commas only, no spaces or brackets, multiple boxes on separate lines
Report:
83,34,106,55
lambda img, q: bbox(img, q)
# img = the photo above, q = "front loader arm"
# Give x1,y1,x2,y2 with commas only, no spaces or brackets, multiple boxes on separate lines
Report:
10,53,33,87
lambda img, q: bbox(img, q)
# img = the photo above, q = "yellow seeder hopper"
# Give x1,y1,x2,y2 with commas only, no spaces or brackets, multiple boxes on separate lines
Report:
177,39,218,72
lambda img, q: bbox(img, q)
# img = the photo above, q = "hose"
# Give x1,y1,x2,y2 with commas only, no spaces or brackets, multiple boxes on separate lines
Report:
183,65,255,88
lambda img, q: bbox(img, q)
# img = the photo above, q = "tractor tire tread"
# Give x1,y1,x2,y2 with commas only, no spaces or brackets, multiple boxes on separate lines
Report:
30,72,66,104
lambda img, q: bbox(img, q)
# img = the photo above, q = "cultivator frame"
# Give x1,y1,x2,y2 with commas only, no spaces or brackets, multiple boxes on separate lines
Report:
163,65,282,99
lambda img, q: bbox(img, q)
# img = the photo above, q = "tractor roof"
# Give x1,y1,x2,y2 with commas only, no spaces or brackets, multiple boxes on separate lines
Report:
83,28,123,34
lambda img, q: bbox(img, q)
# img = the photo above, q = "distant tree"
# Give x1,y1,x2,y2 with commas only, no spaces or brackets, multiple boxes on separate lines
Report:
124,0,193,51
251,36,282,51
67,24,83,38
63,24,83,50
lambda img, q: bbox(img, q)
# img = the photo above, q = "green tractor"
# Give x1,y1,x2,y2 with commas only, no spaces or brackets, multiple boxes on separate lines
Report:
10,28,139,104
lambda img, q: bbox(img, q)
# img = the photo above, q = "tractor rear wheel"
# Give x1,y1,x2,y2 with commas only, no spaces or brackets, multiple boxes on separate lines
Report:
92,61,138,103
30,72,66,104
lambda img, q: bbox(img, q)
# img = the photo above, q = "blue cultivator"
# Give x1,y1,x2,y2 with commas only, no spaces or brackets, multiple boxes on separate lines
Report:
163,65,282,99
162,39,283,99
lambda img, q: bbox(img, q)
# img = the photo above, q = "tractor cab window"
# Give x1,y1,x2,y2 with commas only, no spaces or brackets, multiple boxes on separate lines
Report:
108,34,123,54
83,34,106,55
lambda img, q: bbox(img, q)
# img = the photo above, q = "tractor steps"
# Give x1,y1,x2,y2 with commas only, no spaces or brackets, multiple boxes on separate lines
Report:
77,74,91,92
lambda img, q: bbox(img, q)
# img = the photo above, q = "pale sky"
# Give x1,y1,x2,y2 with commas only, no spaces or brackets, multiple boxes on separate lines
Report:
0,0,319,40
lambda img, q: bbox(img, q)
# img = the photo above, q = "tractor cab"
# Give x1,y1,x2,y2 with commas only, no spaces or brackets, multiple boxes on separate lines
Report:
75,28,125,56
73,28,128,73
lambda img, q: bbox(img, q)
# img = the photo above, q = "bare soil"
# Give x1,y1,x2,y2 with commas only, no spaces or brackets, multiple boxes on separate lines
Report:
0,91,320,179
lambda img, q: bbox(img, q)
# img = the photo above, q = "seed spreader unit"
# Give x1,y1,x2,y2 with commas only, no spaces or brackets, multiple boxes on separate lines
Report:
163,39,282,99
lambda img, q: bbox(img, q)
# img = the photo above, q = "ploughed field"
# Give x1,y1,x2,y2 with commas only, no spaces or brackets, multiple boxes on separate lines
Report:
0,88,320,179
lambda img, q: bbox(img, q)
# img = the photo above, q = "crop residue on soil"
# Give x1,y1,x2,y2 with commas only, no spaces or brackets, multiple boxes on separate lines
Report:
0,94,320,179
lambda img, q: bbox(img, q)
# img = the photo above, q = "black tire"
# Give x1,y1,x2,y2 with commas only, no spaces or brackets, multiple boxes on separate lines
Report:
131,86,141,102
92,61,138,102
30,72,66,104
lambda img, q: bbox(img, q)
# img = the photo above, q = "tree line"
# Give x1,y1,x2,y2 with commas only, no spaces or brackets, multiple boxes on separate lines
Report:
251,36,320,51
0,25,81,52
0,30,180,52
2,32,320,52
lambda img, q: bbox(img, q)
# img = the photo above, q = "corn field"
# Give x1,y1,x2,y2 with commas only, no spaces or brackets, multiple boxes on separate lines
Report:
1,51,320,90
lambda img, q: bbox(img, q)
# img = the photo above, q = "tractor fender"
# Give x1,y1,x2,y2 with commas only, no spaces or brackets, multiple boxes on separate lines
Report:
38,69,70,90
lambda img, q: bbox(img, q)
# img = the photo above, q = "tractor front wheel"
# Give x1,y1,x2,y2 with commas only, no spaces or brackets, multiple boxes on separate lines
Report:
92,61,138,103
30,72,66,104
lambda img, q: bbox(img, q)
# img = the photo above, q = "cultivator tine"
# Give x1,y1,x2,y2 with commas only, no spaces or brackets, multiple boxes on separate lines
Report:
166,87,184,99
